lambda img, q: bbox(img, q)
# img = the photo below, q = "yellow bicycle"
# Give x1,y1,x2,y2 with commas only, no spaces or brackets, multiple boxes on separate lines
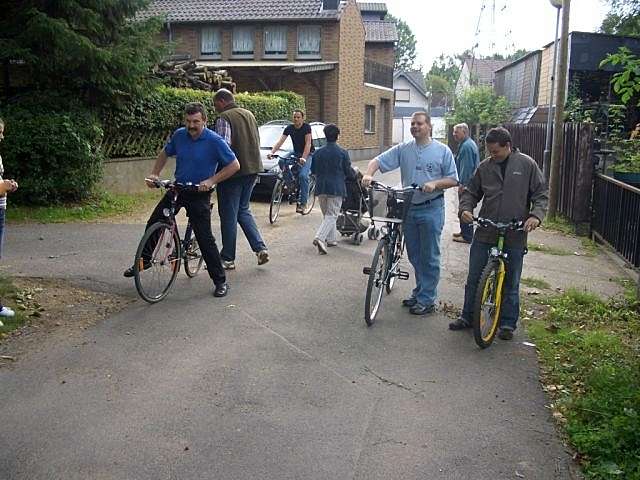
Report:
472,217,524,348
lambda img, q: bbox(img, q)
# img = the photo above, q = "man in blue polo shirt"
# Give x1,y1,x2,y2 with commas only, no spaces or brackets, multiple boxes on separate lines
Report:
362,111,458,315
123,102,240,297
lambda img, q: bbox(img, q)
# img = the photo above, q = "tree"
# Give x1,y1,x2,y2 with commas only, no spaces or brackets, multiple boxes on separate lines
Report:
428,54,461,88
386,14,417,71
425,73,453,108
448,86,511,126
600,47,640,106
0,0,166,108
600,0,640,36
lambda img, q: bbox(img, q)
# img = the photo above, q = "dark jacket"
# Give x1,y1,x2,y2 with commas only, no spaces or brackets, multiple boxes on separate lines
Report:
218,104,263,177
311,142,355,197
459,148,548,248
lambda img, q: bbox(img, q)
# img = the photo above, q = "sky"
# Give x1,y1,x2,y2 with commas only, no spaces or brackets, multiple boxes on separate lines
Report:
383,0,610,71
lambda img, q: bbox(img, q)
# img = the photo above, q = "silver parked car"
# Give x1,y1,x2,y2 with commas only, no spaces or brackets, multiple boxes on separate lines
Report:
254,120,327,195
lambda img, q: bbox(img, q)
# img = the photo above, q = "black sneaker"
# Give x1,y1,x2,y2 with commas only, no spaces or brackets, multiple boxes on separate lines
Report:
213,283,229,297
449,317,472,330
402,297,418,307
409,303,436,315
498,328,514,340
123,261,151,278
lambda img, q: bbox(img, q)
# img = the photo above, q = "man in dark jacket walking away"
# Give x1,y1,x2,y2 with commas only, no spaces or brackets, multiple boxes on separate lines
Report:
213,89,269,270
310,124,354,254
449,127,548,340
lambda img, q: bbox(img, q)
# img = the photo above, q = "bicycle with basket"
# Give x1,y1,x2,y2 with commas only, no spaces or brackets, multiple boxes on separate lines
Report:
362,180,418,325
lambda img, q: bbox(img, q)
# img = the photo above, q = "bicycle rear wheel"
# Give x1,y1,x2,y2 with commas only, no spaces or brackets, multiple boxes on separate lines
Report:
184,229,204,278
364,239,389,326
134,222,181,303
301,175,317,215
472,259,504,348
269,179,284,224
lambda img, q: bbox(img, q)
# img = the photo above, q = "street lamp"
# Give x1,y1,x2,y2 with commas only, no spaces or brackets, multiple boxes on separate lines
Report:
543,0,563,180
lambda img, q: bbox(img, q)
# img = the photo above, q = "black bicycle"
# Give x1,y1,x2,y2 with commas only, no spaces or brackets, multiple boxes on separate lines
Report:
132,179,210,303
362,181,418,325
267,154,317,224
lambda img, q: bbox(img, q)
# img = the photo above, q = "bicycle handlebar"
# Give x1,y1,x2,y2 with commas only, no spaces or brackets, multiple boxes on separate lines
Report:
368,180,420,192
144,178,215,192
473,216,524,231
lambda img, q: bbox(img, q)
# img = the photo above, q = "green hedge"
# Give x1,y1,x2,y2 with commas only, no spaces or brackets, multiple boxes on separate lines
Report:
0,99,103,205
103,86,305,158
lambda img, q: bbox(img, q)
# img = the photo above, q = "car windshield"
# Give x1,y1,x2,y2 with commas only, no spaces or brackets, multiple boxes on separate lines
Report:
259,125,292,150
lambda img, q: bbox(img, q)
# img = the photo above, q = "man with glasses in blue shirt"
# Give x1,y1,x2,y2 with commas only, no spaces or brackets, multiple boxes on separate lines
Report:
362,112,459,315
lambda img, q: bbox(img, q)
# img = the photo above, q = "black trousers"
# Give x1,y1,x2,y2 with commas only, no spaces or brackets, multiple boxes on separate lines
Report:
146,191,226,286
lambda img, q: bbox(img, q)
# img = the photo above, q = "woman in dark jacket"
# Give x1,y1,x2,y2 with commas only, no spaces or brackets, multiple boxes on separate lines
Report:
310,124,355,254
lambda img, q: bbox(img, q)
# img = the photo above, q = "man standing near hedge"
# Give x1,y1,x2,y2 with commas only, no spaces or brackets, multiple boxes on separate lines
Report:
123,102,239,298
213,89,269,270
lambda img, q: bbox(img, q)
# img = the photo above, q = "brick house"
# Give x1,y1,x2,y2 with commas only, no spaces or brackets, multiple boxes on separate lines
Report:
140,0,397,159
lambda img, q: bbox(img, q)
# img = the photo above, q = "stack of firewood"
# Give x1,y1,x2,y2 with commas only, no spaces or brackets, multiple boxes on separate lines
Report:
155,60,236,92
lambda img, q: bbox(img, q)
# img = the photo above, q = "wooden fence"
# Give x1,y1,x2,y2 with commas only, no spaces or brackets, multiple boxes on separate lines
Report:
447,122,594,224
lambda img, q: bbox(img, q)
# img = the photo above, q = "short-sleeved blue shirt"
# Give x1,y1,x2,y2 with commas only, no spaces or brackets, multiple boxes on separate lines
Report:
164,127,236,184
377,139,458,203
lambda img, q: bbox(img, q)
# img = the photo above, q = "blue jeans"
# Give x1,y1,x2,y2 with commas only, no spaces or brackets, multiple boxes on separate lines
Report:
0,207,5,259
403,198,445,306
217,174,267,262
461,239,525,331
298,154,313,206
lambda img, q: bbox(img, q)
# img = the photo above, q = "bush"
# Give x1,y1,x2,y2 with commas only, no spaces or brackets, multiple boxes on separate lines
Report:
0,99,103,205
102,86,305,158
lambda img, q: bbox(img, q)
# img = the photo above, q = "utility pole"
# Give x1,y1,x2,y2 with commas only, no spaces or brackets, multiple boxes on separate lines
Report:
543,1,562,180
547,0,571,219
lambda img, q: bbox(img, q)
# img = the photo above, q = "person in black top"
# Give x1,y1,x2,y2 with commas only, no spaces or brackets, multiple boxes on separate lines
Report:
268,109,315,213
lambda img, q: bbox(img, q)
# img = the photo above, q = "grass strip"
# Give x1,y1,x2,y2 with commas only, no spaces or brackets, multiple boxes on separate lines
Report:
526,282,640,479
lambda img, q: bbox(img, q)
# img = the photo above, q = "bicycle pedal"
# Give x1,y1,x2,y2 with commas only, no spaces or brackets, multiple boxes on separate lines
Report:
396,270,410,280
363,267,372,275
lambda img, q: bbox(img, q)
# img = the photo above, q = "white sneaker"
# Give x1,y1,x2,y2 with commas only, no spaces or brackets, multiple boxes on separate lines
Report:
327,241,338,247
313,238,328,255
222,260,236,270
0,306,15,318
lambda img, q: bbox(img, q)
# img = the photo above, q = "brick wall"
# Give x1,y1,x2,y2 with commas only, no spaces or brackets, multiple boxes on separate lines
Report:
364,43,395,66
363,85,393,150
337,0,366,150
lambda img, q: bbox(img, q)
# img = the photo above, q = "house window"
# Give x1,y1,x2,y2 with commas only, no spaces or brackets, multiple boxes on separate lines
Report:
201,27,221,58
264,25,287,57
395,89,410,102
365,105,376,133
232,26,254,57
298,25,321,58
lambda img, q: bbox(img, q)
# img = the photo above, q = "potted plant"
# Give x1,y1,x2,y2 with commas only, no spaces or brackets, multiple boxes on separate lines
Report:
612,139,640,186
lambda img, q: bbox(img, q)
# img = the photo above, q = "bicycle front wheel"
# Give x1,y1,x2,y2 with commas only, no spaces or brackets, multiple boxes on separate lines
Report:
134,222,181,303
472,259,505,348
386,230,405,294
184,230,204,278
301,175,317,215
365,239,389,326
269,179,284,224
